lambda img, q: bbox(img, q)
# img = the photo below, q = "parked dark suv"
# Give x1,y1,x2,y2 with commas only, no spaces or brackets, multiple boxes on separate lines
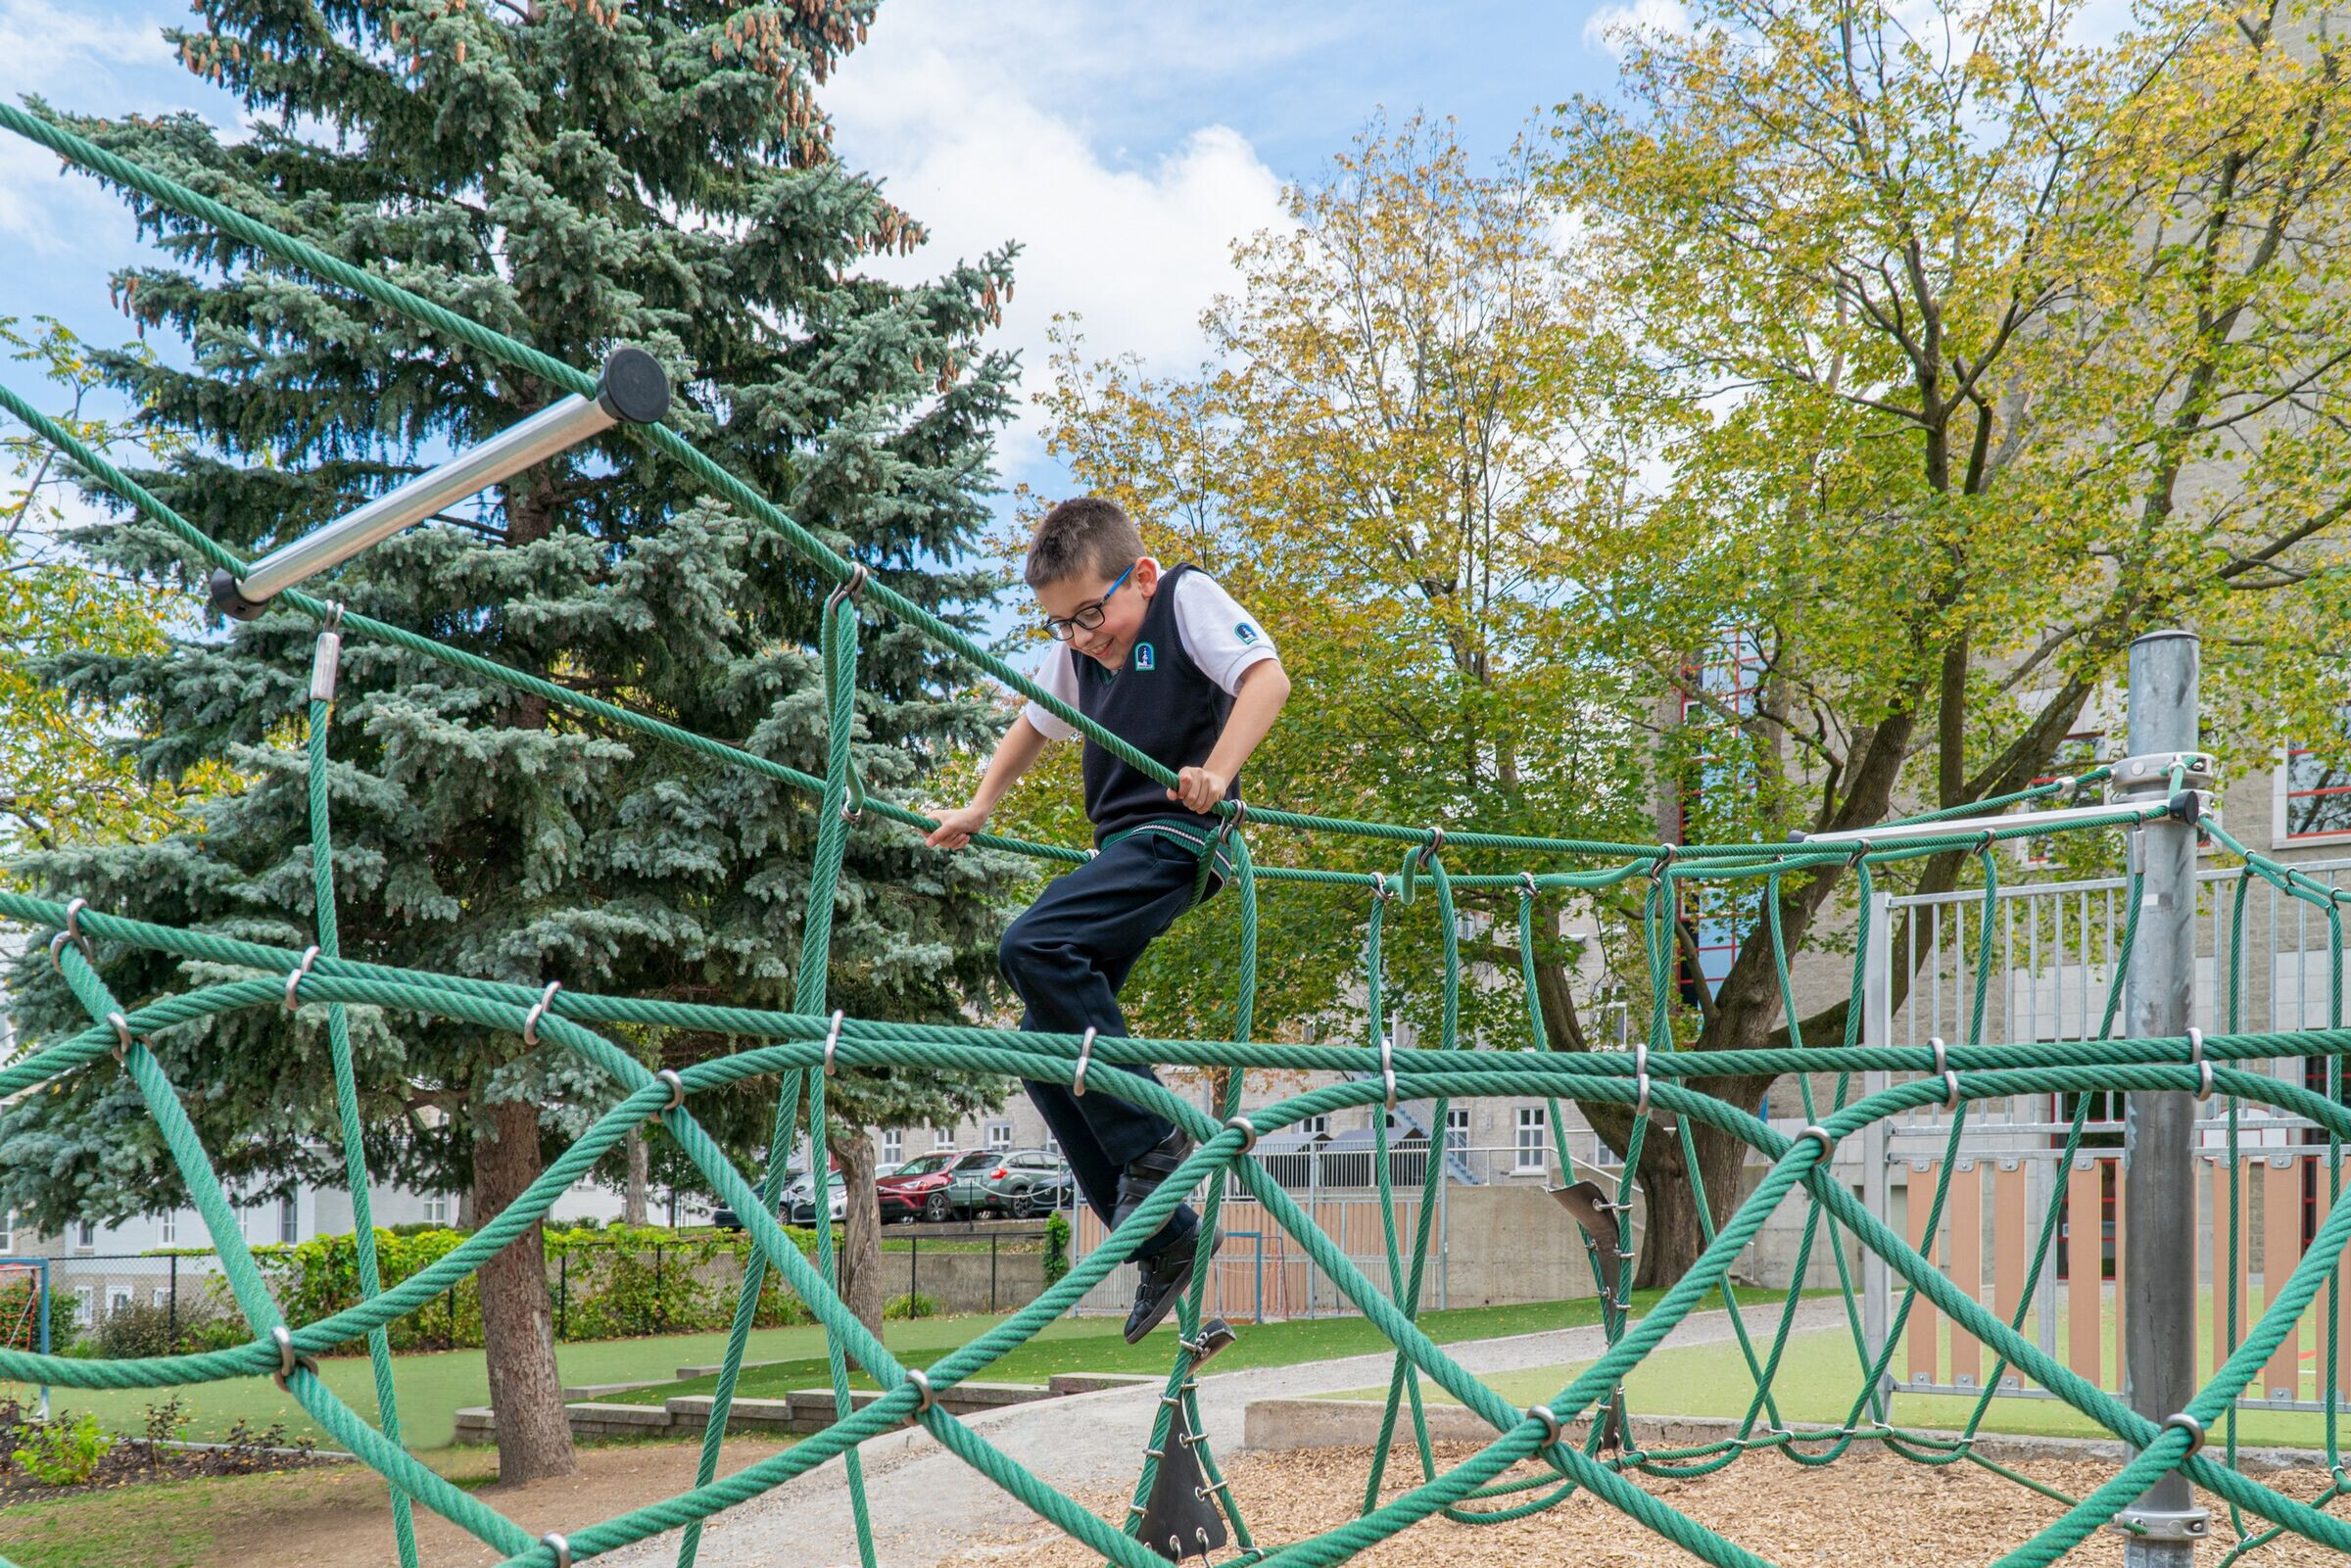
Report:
877,1150,997,1222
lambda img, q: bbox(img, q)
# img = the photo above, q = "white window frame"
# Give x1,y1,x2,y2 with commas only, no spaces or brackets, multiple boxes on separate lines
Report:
107,1285,132,1317
0,1210,13,1253
2277,741,2351,845
933,1124,955,1151
280,1197,300,1245
1302,1114,1330,1136
151,1287,171,1309
73,1219,96,1252
424,1193,450,1227
1513,1106,1549,1173
881,1128,903,1165
158,1209,175,1246
986,1122,1012,1152
72,1284,94,1325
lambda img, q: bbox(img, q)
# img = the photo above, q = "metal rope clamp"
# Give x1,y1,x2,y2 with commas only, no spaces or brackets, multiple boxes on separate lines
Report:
1073,1025,1096,1096
2185,1026,2215,1102
903,1368,936,1423
106,1011,136,1065
823,1008,845,1076
1930,1036,1960,1113
653,1069,686,1114
1633,1042,1652,1118
1378,1030,1398,1111
1525,1402,1564,1449
521,980,561,1045
269,1324,316,1394
1417,825,1445,868
50,897,95,974
1649,843,1676,882
1370,871,1391,902
284,945,321,1012
1795,1124,1837,1161
1225,1116,1259,1155
542,1532,572,1568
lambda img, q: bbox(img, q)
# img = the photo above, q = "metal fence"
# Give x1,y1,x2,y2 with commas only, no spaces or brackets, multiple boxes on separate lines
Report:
1857,857,2351,1412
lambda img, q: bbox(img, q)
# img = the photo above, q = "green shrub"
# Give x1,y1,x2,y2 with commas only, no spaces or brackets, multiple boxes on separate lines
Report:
1042,1212,1071,1288
12,1411,113,1487
884,1291,939,1321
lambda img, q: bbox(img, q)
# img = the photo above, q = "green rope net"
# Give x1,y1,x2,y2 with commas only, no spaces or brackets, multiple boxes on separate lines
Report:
3,102,2350,1568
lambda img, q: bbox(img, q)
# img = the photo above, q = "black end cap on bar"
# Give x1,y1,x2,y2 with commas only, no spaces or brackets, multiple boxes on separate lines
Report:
208,567,272,622
2166,789,2203,827
596,346,670,425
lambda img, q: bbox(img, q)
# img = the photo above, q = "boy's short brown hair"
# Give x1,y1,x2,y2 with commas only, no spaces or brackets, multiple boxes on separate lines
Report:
1026,497,1143,590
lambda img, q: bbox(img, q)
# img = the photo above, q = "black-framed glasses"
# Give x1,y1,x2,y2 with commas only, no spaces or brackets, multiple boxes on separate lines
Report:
1041,562,1134,641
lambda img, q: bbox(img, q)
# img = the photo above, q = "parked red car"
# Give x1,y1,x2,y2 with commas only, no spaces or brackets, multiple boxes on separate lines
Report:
877,1150,994,1222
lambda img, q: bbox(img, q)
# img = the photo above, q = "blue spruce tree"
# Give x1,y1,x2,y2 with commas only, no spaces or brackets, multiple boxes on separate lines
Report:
2,0,1025,1478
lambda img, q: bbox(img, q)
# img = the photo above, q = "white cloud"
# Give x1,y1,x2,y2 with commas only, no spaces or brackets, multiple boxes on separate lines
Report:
827,1,1296,474
1580,0,1693,58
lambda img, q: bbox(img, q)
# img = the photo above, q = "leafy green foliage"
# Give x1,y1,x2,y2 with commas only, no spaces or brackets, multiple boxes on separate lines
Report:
882,1290,937,1320
9,1411,113,1487
1041,1211,1070,1288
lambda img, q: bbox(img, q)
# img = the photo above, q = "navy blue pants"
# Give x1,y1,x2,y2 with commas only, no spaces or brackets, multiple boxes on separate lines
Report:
1000,828,1217,1260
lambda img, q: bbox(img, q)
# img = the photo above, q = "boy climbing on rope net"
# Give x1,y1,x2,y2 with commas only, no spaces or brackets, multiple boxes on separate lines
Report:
928,497,1290,1342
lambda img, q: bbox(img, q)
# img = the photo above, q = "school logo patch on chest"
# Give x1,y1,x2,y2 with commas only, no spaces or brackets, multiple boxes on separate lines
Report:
1133,641,1156,671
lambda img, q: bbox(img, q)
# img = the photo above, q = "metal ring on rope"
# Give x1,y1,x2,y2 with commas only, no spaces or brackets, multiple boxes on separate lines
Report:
2163,1411,2207,1457
1977,828,1997,852
2187,1026,2213,1101
1633,1042,1652,1118
1416,825,1445,869
322,598,345,633
1379,1031,1397,1112
1931,1035,1959,1113
284,945,321,1012
1649,843,1677,880
1521,870,1539,897
840,795,862,824
1074,1026,1096,1096
654,1069,686,1112
1214,797,1248,849
542,1532,572,1568
1845,839,1873,870
1795,1124,1836,1160
521,980,562,1045
824,1008,845,1076
1525,1402,1563,1447
1371,871,1391,901
1225,1116,1259,1154
107,1011,134,1064
904,1368,936,1417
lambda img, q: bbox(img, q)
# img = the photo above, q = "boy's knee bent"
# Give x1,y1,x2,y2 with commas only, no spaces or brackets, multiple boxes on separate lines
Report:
998,913,1056,989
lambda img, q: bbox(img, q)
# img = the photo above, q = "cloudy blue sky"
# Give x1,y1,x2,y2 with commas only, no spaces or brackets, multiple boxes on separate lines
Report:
0,0,1666,505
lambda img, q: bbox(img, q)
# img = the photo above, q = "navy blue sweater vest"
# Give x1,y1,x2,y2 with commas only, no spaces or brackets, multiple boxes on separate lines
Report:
1070,563,1240,843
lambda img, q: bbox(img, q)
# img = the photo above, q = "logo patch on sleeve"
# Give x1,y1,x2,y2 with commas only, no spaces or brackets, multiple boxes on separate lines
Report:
1235,622,1259,643
1134,641,1156,671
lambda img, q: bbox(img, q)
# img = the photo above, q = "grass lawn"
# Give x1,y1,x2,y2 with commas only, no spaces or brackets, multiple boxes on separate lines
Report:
0,1312,1006,1450
1327,1300,2351,1450
609,1289,1805,1406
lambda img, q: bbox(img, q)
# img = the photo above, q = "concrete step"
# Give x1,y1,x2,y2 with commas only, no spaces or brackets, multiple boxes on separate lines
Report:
663,1395,795,1433
1047,1372,1161,1396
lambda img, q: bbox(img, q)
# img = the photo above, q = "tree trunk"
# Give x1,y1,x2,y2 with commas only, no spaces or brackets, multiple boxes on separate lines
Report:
472,1093,577,1483
623,1128,648,1227
1578,1084,1763,1288
835,1129,886,1339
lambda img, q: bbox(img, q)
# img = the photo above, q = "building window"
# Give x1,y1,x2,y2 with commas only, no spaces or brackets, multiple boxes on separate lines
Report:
1514,1107,1549,1172
424,1193,450,1227
151,1287,170,1309
159,1210,175,1247
107,1286,132,1317
881,1128,903,1165
73,1220,96,1251
2284,716,2351,840
1302,1114,1330,1136
280,1198,299,1245
0,1210,13,1253
72,1285,94,1326
933,1124,954,1151
986,1122,1012,1151
1042,1130,1061,1157
1445,1108,1470,1153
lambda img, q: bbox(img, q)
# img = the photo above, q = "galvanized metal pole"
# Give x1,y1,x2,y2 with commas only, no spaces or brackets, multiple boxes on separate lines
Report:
1860,884,1894,1423
2117,629,2209,1563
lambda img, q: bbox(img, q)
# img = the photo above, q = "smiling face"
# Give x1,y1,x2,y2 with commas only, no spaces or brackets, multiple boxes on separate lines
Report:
1036,556,1158,669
